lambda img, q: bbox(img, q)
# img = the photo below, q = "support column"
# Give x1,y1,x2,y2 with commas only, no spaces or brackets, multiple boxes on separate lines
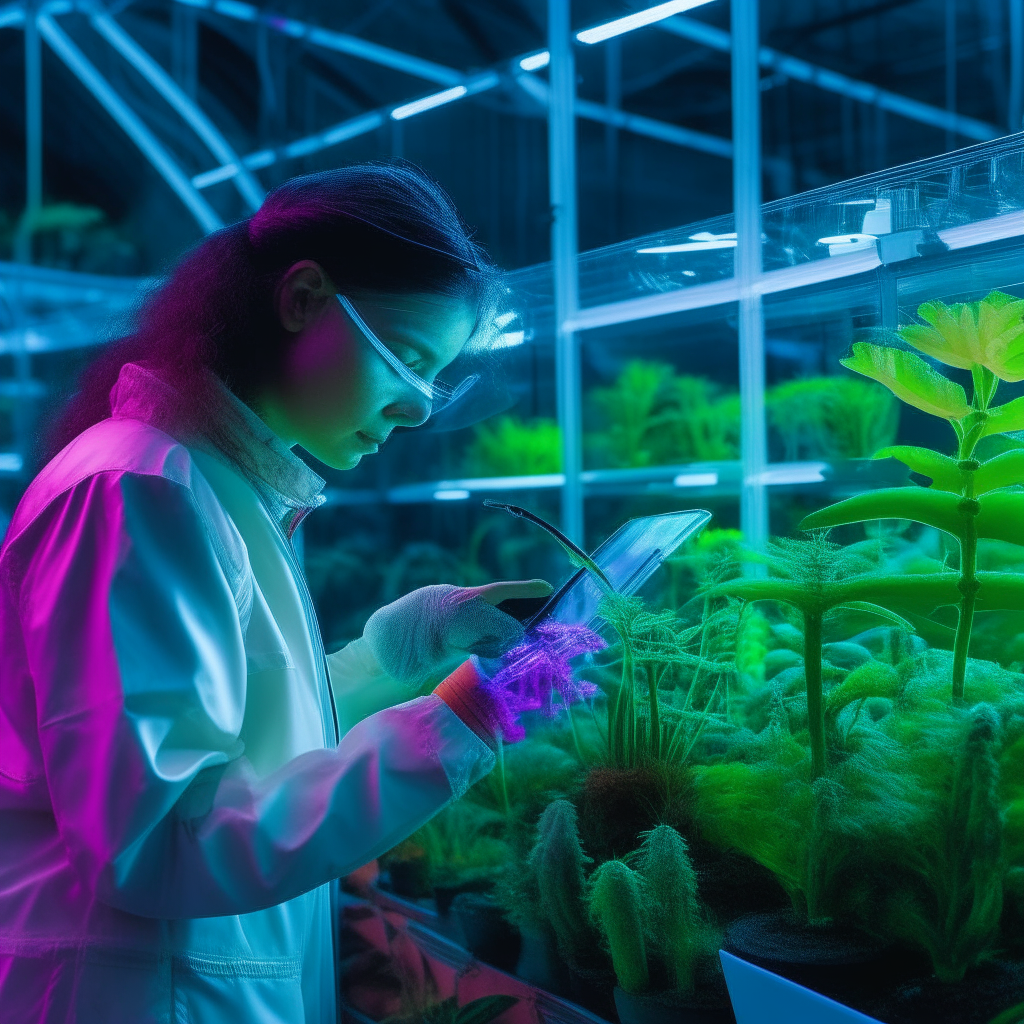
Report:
732,0,768,552
945,0,957,150
548,0,583,545
16,0,42,264
1011,0,1023,133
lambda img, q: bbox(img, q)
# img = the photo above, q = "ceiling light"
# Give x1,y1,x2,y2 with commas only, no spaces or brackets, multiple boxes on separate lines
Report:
433,488,471,501
577,0,717,45
637,239,736,253
391,85,468,120
520,51,551,71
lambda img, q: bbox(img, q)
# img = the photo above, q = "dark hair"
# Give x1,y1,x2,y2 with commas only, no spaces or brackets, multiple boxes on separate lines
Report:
48,162,496,458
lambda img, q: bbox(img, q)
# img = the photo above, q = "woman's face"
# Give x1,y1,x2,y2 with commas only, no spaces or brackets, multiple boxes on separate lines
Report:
259,262,476,470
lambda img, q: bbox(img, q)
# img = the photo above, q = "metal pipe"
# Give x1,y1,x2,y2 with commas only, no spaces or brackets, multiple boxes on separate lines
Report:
731,0,768,552
660,13,999,142
90,12,264,212
16,0,42,264
38,15,223,234
548,0,583,546
945,0,957,150
1011,0,1023,132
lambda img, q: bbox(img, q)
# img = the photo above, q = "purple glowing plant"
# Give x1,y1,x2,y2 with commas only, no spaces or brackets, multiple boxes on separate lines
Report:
482,621,606,742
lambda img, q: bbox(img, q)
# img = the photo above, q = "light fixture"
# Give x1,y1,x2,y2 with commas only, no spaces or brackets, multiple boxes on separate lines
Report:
673,471,718,487
519,51,551,71
433,488,471,501
759,463,828,485
637,231,739,254
0,453,23,473
391,85,468,121
817,233,877,257
576,0,717,45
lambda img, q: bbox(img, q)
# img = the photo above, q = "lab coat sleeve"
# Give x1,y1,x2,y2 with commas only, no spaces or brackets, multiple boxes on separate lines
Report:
327,638,429,737
19,470,494,919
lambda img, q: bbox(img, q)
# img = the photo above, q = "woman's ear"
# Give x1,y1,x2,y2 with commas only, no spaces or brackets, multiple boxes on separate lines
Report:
276,261,334,333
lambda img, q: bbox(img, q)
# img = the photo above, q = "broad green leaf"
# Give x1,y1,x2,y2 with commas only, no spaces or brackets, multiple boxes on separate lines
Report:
976,491,1024,545
901,291,1024,382
800,488,966,539
825,660,900,717
832,573,961,612
873,445,961,492
456,995,519,1024
901,612,957,651
983,395,1024,436
974,450,1024,494
841,342,971,420
832,601,915,631
801,488,1024,545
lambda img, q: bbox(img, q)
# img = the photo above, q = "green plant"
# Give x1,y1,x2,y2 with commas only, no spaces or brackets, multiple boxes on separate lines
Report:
588,859,650,994
767,375,899,461
381,993,518,1024
528,798,598,969
466,416,561,477
587,361,740,468
801,291,1024,703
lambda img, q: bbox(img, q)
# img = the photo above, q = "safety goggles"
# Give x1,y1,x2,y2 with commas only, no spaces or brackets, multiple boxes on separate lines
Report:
336,294,479,415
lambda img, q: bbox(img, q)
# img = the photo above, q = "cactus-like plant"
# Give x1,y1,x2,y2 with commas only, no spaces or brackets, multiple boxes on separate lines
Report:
528,799,596,968
631,825,706,994
588,860,650,995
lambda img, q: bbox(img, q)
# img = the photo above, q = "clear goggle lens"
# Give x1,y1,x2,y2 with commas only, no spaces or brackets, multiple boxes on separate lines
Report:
337,294,479,414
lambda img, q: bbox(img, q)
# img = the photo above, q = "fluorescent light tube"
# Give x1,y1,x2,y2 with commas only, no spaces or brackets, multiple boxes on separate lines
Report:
433,488,471,501
577,0,717,45
392,85,468,120
520,51,551,71
673,471,719,487
759,462,828,485
637,239,736,253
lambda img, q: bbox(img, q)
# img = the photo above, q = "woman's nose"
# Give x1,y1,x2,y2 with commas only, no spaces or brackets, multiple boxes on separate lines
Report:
384,392,432,428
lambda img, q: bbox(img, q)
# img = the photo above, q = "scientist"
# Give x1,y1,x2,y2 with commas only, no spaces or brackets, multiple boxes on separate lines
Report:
0,163,548,1023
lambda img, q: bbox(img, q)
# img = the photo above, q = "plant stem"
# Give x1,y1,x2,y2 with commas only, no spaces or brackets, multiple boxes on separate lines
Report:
495,733,511,816
647,663,661,760
952,476,979,705
566,701,587,766
804,610,826,780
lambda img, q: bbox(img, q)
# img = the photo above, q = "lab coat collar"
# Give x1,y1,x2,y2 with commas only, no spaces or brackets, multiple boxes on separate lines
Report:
109,361,325,536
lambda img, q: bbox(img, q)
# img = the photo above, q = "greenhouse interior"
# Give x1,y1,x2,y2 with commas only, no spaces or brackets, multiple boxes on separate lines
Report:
1,1,1023,1023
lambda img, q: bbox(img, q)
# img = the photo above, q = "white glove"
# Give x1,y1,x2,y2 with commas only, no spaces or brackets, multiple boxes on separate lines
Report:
362,579,552,685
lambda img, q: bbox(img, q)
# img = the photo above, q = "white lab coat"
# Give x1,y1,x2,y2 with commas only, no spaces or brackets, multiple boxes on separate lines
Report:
0,363,493,1023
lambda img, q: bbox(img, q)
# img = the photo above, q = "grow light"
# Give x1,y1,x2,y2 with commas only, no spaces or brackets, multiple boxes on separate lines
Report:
576,0,717,45
519,51,550,71
433,488,471,501
638,233,737,254
391,86,468,120
0,453,23,473
673,471,719,487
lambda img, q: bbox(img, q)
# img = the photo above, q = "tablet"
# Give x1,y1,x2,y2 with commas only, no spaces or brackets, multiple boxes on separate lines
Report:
523,509,711,630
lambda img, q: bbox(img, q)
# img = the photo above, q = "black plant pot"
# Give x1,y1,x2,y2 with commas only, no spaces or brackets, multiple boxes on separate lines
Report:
515,921,571,996
450,892,521,974
613,987,735,1024
383,860,431,900
722,911,906,1009
432,877,494,917
875,959,1024,1024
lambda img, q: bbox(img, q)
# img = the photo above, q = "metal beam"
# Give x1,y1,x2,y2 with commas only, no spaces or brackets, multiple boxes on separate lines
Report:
170,0,463,87
548,0,582,546
89,11,265,212
15,0,42,264
37,15,223,234
1011,0,1023,132
660,14,1001,142
731,0,768,553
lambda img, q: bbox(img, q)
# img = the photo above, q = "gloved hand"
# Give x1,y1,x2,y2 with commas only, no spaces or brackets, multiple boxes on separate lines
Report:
362,579,552,685
435,621,606,746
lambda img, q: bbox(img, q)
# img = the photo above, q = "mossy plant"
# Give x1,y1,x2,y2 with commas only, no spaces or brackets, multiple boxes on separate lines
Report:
588,860,650,994
466,416,561,477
